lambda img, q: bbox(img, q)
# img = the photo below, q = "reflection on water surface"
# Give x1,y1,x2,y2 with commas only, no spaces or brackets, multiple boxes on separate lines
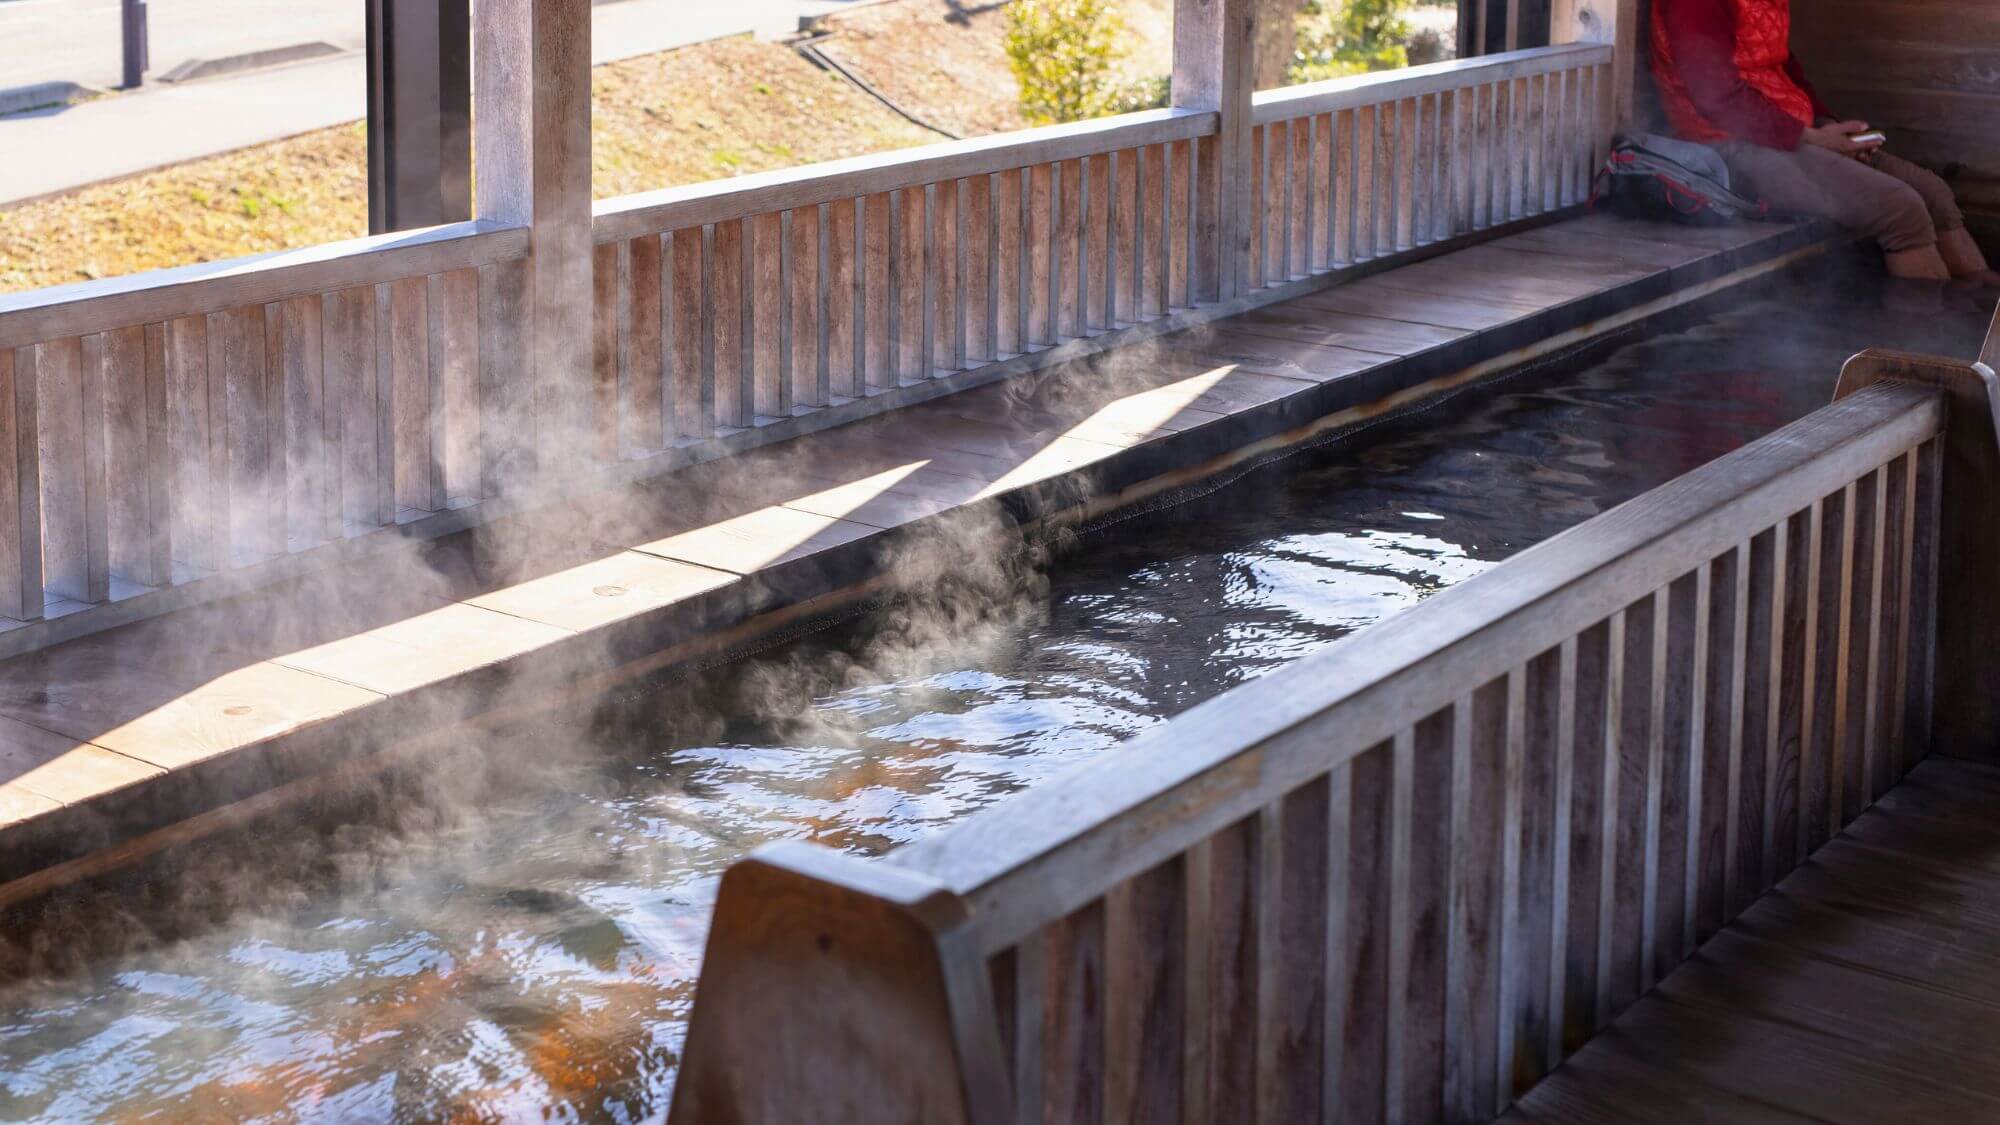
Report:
0,272,1989,1121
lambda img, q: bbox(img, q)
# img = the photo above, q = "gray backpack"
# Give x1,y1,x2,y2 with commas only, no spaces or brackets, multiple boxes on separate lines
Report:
1591,132,1769,225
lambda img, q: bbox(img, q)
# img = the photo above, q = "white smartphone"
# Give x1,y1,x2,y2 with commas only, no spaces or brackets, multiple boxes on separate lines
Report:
1852,130,1887,145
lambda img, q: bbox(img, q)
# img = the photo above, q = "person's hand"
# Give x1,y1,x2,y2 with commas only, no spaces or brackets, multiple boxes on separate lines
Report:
1801,120,1884,160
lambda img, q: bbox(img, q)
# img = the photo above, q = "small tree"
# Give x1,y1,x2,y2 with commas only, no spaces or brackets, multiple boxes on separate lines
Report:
1290,0,1413,83
1004,0,1130,125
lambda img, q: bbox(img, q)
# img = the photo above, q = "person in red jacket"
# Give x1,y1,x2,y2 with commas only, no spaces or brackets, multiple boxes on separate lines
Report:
1652,0,1996,286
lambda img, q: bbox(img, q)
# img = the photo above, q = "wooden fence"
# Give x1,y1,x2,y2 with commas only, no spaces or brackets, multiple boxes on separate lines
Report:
668,374,1974,1123
0,222,530,630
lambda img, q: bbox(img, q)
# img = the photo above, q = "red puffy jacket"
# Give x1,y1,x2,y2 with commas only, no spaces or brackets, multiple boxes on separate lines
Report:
1651,0,1832,150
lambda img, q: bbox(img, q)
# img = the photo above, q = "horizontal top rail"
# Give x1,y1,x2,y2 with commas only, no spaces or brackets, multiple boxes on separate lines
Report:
1251,42,1614,125
891,380,1943,953
0,219,529,350
590,106,1219,245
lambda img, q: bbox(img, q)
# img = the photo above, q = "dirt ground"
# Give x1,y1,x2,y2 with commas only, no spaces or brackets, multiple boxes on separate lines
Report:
0,35,935,294
811,0,1176,139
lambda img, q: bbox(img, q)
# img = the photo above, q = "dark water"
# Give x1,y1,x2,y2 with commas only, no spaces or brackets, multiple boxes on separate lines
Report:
0,269,1989,1121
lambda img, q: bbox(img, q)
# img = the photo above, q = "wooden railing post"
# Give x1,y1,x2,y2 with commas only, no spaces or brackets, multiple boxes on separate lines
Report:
668,842,1010,1125
1174,0,1253,303
475,0,592,489
1551,0,1637,147
1834,316,2000,762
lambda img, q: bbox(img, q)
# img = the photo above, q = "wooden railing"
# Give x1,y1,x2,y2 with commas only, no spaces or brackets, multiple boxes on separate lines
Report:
1247,44,1608,288
586,108,1218,450
0,221,530,629
0,36,1620,651
668,376,1969,1123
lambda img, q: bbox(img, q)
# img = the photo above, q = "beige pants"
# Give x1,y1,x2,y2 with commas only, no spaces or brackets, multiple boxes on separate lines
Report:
1714,142,1964,253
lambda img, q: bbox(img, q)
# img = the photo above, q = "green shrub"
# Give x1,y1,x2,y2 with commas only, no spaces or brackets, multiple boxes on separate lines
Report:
1004,0,1132,125
1290,0,1413,83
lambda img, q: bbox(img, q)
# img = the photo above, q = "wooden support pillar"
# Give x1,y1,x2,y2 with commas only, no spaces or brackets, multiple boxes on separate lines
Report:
1465,0,1554,56
1833,312,2000,762
1174,0,1253,304
475,0,592,485
1553,0,1639,137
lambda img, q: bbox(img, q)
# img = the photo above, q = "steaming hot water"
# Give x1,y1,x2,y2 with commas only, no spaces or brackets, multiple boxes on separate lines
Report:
0,270,1990,1120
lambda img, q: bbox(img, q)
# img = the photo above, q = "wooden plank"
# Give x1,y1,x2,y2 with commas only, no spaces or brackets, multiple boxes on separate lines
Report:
1169,140,1192,308
1040,901,1106,1125
964,176,993,363
713,218,750,425
618,235,665,449
478,256,533,494
1204,814,1261,1122
1505,647,1560,1095
1027,166,1053,347
320,289,380,531
426,268,479,505
1103,856,1184,1124
994,172,1024,356
897,186,926,379
33,337,106,603
274,296,326,548
1446,677,1508,1120
1694,550,1739,940
669,228,711,435
1601,600,1651,1020
752,211,786,418
103,324,169,585
0,348,41,619
824,202,858,400
1805,489,1845,850
1260,772,1331,1124
1334,749,1391,1124
1389,711,1453,1123
591,241,619,461
1558,622,1608,1054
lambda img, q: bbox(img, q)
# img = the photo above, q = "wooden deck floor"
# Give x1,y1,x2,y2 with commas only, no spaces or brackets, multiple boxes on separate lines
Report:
1504,755,2000,1124
0,213,1826,899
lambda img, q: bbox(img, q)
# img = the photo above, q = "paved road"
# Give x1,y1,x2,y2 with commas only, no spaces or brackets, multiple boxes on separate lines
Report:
0,0,360,93
0,0,854,206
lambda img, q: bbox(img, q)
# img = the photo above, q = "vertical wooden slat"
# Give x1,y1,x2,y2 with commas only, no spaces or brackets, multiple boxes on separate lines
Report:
1771,508,1811,874
321,291,380,531
1558,623,1610,1053
933,178,959,372
477,257,533,494
378,278,430,512
275,297,326,548
1105,856,1185,1124
1014,933,1047,1125
1041,900,1106,1125
749,211,785,418
1111,150,1138,326
860,193,891,391
1141,145,1168,318
1650,574,1696,980
1446,677,1508,1121
1695,550,1740,941
1505,648,1560,1095
782,206,822,408
35,337,106,602
205,304,266,558
1902,440,1941,767
1027,165,1054,347
0,347,42,618
823,203,857,400
962,176,993,363
991,172,1022,358
1086,154,1112,331
1182,837,1214,1121
1057,161,1081,338
1397,98,1418,251
1248,123,1267,289
1737,532,1777,910
590,242,619,461
1310,113,1332,269
1334,108,1356,266
104,324,168,585
1880,451,1913,784
1601,598,1653,1019
666,230,710,435
429,268,480,504
711,219,750,425
1333,748,1391,1125
619,236,665,446
1388,711,1453,1124
1170,140,1193,308
1204,814,1261,1122
1353,104,1378,261
1854,466,1888,806
1805,489,1847,850
1257,773,1330,1124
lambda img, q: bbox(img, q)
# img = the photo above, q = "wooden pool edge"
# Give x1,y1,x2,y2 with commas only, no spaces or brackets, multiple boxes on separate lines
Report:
0,222,1835,912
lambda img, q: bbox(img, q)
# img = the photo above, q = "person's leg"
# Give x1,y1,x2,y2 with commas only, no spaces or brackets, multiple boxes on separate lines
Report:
1869,151,1999,285
1717,142,1950,279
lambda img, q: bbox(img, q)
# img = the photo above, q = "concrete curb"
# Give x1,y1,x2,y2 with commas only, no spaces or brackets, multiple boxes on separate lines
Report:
0,80,103,119
158,41,345,84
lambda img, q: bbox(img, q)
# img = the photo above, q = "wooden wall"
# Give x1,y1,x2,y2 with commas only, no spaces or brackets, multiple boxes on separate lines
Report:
1791,0,2000,213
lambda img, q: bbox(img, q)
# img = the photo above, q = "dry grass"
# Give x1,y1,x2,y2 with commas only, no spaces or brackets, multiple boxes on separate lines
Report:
812,0,1176,139
0,35,937,294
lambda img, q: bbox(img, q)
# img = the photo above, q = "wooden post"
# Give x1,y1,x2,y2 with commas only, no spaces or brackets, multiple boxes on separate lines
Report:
1551,0,1638,139
667,842,1011,1125
1174,0,1253,304
367,0,473,233
475,0,592,485
1833,323,2000,762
